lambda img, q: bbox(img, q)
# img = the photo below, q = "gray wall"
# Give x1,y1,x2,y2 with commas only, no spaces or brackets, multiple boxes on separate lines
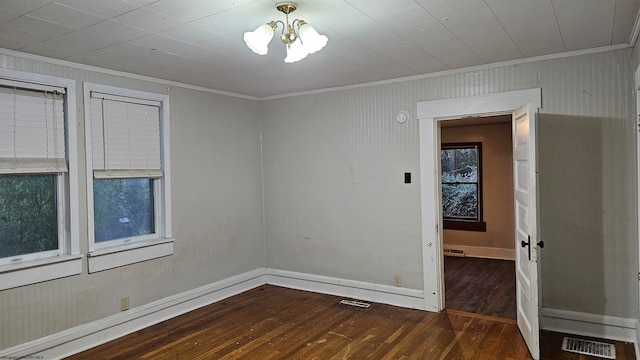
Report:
1,46,638,350
0,54,265,349
262,48,638,319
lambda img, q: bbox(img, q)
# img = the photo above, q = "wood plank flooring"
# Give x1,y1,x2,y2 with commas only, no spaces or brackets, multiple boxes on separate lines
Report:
64,285,635,359
444,256,516,319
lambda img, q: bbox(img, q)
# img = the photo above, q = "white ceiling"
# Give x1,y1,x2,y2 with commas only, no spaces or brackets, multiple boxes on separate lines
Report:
1,0,639,98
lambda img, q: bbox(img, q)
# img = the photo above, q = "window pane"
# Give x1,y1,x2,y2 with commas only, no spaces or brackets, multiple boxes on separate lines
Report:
0,174,57,258
441,148,478,182
442,184,478,219
441,144,481,221
94,178,154,243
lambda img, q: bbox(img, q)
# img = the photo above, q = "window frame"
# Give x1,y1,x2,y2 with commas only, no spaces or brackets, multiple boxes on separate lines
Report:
0,68,81,290
440,142,486,232
84,83,173,273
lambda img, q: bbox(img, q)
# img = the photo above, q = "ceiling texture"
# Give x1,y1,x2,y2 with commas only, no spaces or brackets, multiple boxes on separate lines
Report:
1,0,639,98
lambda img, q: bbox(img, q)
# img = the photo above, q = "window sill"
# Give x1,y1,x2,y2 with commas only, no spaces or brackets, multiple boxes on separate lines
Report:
88,238,175,273
0,254,83,290
443,219,487,232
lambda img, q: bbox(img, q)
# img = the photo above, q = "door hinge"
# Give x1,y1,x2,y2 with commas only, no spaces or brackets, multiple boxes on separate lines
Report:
637,272,640,281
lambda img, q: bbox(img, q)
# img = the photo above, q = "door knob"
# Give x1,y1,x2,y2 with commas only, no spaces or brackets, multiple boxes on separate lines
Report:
521,236,544,261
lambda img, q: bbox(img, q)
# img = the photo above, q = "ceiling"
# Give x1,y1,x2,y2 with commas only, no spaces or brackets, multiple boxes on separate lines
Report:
1,0,639,98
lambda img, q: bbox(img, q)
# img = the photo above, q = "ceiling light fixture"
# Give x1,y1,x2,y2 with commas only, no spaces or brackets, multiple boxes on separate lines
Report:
243,1,328,63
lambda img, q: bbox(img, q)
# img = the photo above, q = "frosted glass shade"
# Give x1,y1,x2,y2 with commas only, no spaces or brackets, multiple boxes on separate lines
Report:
284,38,309,63
244,23,275,55
298,23,328,54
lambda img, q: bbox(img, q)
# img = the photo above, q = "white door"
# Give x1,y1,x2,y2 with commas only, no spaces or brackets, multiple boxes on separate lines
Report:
512,102,541,359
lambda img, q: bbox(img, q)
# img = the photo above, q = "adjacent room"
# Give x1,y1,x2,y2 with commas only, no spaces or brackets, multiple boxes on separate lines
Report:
0,1,639,359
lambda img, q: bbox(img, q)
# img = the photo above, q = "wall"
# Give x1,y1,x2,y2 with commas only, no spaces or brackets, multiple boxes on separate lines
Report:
441,121,515,253
262,48,638,319
0,53,265,349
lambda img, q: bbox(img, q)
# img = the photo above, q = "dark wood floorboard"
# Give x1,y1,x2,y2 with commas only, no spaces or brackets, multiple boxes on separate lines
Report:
444,256,517,319
65,285,634,360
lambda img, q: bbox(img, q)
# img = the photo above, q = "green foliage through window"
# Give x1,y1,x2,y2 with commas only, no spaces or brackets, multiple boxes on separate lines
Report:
93,178,154,242
0,174,57,258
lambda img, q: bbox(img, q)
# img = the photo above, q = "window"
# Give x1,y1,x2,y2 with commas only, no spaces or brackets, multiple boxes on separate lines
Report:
85,84,172,273
0,71,81,290
441,142,486,231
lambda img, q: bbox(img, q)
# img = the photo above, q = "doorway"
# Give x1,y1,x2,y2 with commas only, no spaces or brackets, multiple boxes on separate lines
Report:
417,89,542,358
439,115,516,320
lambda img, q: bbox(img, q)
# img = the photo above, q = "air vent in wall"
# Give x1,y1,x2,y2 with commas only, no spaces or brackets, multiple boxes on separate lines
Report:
443,248,466,257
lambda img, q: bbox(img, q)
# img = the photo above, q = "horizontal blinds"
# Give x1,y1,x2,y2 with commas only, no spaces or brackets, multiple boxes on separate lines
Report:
0,85,67,174
90,93,162,179
0,79,65,94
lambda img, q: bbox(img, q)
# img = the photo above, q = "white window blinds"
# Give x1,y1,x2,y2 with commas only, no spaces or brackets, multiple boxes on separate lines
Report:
0,83,67,174
90,92,162,179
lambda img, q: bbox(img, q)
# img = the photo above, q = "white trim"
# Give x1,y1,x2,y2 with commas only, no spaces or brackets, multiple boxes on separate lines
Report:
540,308,638,343
443,245,515,260
261,45,627,100
265,269,425,310
635,63,640,360
84,82,172,258
0,48,258,100
417,88,542,313
635,320,640,358
6,268,638,359
0,268,267,360
0,45,631,101
87,239,175,273
0,255,82,291
0,67,81,287
630,8,640,47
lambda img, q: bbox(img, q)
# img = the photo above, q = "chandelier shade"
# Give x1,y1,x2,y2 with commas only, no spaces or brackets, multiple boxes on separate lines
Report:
243,23,276,55
297,22,328,54
284,38,309,63
243,1,328,63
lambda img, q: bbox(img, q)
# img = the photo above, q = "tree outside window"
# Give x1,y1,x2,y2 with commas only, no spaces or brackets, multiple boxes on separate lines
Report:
441,142,486,231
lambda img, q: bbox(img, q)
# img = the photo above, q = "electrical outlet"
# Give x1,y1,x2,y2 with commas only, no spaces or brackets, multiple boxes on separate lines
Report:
121,296,130,311
393,275,402,287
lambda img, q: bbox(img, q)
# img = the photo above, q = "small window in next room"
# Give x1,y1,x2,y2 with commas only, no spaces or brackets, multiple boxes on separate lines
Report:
441,142,486,232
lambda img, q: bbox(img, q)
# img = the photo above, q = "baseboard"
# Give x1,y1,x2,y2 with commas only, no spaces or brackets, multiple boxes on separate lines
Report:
265,268,425,310
634,320,640,358
1,268,267,360
540,307,637,343
2,268,428,359
443,245,515,260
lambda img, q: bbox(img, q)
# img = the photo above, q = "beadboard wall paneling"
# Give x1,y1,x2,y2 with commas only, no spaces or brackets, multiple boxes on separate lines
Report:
262,48,637,319
0,53,265,349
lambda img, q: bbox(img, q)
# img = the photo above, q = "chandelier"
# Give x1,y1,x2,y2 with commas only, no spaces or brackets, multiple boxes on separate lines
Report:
243,1,328,63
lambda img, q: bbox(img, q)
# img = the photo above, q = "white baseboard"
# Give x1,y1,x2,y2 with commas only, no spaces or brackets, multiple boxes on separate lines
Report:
443,244,515,260
1,268,267,360
540,307,637,343
2,268,427,359
13,269,636,360
266,268,425,310
635,320,640,358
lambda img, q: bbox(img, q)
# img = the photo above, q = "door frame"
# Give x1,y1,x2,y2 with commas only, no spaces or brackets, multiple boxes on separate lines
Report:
417,88,542,312
634,65,640,354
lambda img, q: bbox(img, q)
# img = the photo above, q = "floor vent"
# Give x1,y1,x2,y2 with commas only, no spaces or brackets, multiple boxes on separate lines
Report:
561,337,616,359
443,248,466,257
339,299,371,308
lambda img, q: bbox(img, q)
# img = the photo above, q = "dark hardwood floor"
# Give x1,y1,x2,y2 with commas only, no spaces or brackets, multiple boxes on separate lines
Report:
65,285,635,359
444,256,517,319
